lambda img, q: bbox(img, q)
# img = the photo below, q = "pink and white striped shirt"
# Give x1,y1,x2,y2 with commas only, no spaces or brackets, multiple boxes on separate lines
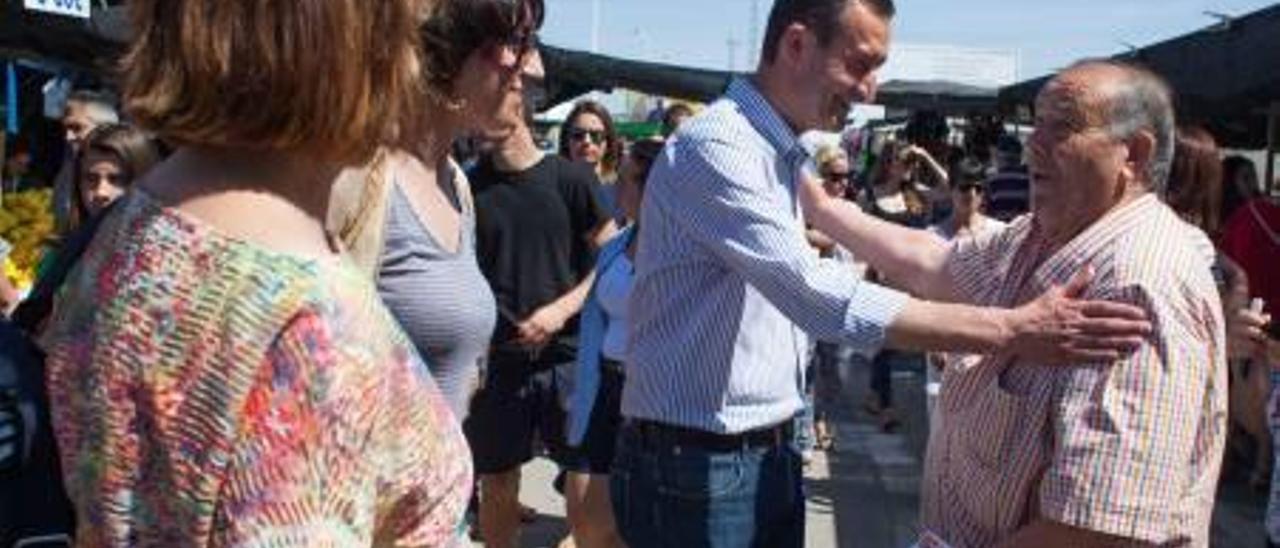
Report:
921,194,1227,547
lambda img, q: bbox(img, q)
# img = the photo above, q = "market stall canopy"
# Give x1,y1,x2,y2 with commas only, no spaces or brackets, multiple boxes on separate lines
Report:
999,3,1280,149
0,1,126,74
539,43,731,108
540,45,999,114
876,80,997,114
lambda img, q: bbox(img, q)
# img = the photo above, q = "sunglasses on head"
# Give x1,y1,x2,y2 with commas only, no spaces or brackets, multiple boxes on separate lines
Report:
569,128,606,145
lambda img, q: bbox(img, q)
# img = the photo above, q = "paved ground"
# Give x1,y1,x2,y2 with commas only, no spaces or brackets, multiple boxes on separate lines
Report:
480,356,1268,547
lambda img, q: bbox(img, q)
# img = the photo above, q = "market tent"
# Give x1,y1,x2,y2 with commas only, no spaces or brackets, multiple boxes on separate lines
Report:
540,44,731,108
0,2,126,75
541,45,1000,115
999,3,1280,151
876,80,998,115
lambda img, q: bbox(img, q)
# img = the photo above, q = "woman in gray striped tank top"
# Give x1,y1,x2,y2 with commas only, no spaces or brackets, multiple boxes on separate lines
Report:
328,0,546,419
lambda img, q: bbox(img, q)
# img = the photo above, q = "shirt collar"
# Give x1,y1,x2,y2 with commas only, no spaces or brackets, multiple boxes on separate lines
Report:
1029,193,1163,287
725,77,807,164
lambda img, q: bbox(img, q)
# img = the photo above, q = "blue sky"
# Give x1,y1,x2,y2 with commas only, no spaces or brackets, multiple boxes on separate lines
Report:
541,0,1278,81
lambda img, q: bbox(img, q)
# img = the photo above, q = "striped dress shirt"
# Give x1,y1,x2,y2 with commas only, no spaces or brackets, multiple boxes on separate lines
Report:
623,78,909,434
921,194,1227,547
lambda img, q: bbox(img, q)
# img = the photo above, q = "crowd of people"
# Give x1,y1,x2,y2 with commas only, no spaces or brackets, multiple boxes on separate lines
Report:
0,0,1278,547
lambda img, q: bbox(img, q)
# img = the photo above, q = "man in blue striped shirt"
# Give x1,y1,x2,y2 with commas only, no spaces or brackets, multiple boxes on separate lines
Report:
612,1,1152,547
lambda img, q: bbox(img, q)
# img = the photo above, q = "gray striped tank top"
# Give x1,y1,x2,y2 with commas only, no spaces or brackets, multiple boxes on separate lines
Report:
378,173,496,419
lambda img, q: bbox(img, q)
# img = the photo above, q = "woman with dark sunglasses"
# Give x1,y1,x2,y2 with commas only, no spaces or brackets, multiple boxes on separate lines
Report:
927,157,1005,241
329,0,545,421
559,100,624,221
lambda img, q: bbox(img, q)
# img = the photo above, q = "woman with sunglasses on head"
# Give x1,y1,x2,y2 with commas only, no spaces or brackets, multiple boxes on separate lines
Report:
39,0,473,545
863,139,950,228
329,0,545,421
561,139,664,548
559,100,624,221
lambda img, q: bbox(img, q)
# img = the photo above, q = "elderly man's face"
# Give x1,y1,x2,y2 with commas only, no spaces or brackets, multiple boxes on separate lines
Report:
62,101,99,151
1027,69,1130,242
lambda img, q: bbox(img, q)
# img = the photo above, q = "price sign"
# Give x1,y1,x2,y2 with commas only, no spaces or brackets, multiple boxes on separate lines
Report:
24,0,90,19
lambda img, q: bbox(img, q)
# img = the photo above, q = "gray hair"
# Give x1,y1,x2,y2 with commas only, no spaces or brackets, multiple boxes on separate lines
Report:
66,89,120,126
1067,60,1176,194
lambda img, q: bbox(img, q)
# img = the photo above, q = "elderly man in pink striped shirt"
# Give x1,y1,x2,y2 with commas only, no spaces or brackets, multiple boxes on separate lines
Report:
804,60,1227,547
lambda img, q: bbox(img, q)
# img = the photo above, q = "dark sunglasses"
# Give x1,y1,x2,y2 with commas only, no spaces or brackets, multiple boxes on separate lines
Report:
956,183,985,194
506,30,541,56
569,128,606,145
823,172,851,185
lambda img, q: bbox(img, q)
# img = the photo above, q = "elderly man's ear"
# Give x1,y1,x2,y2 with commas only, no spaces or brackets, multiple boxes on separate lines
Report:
1123,130,1157,186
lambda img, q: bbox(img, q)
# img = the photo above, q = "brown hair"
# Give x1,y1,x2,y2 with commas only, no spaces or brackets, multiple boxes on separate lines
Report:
661,103,694,137
121,0,429,164
1167,126,1223,235
872,141,927,216
420,0,545,101
69,124,162,232
627,139,665,190
559,100,623,180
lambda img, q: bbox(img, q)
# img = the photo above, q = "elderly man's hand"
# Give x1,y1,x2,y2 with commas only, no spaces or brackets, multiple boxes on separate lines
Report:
1228,304,1271,361
1007,266,1153,364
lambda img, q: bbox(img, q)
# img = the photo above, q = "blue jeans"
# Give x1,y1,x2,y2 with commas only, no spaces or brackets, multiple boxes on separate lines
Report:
610,424,805,548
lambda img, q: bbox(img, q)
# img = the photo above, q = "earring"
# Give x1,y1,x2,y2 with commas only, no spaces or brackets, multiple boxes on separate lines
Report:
442,96,467,112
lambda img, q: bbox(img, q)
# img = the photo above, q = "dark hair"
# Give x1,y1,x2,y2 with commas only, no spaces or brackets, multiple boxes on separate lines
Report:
1221,155,1261,221
421,0,545,98
558,100,622,179
661,103,694,137
627,139,665,188
761,0,895,64
122,0,428,163
69,124,162,232
994,134,1023,165
949,156,988,189
1167,126,1223,235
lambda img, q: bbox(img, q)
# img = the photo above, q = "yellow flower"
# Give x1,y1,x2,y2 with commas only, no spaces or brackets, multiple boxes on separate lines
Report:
4,256,33,292
1,188,56,290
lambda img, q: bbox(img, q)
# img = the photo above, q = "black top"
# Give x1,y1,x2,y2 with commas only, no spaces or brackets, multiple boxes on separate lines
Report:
471,154,604,348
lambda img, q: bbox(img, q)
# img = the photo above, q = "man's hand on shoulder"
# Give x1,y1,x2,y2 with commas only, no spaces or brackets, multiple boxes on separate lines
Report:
1005,266,1152,364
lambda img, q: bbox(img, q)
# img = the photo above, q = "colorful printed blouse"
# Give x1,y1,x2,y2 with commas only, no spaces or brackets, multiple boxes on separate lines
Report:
41,191,472,546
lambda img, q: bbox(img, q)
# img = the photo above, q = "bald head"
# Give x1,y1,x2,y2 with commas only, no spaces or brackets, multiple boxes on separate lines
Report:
1049,61,1175,193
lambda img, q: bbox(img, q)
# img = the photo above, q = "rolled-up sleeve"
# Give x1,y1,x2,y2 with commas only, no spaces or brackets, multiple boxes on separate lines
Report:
1038,282,1223,543
649,135,908,355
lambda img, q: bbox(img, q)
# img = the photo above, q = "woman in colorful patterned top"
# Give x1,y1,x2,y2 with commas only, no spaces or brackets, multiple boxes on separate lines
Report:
39,0,472,545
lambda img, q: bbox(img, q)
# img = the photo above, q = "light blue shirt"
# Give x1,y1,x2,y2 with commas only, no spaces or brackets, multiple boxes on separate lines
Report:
622,78,909,434
567,226,635,446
